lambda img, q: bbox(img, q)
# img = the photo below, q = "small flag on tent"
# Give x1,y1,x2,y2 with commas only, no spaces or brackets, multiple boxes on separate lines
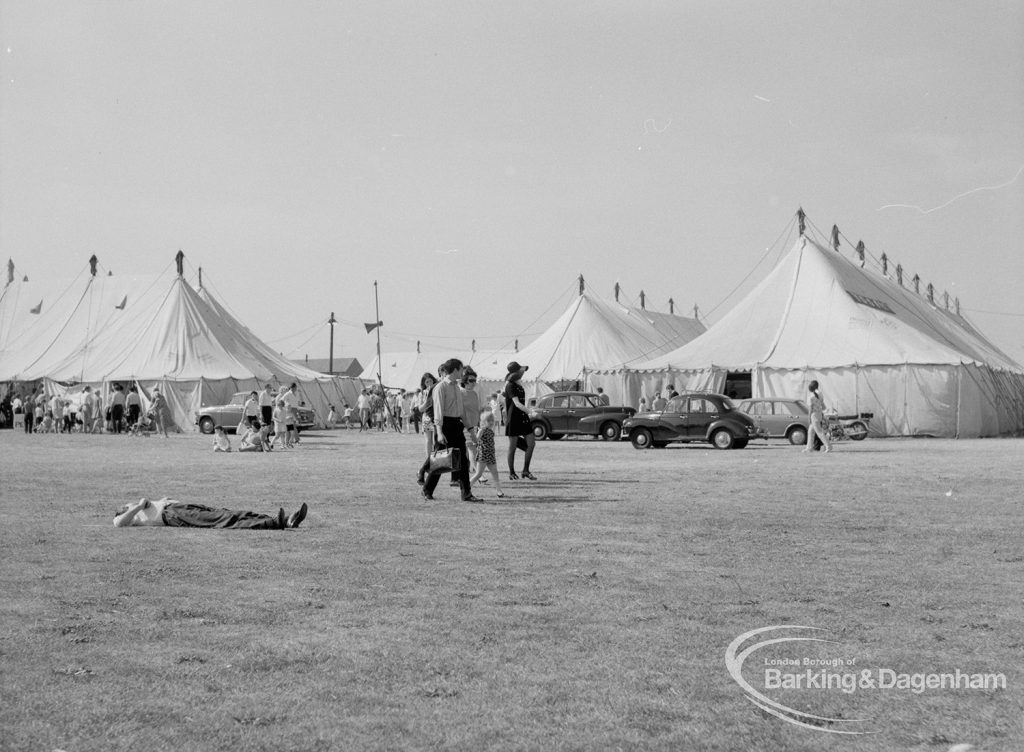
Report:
115,295,127,309
29,300,42,314
364,321,383,333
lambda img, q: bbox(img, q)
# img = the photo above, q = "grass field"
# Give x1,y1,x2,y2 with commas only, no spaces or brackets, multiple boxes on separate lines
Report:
1,428,1022,751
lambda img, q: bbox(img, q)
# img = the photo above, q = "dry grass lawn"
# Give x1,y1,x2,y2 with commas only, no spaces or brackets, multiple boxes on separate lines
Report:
1,428,1022,751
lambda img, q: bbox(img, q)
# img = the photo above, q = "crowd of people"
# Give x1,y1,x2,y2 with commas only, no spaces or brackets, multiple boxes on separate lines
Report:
413,358,538,503
209,383,305,453
2,383,170,436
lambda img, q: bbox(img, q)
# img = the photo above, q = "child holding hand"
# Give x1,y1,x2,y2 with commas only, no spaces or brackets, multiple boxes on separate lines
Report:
470,410,504,498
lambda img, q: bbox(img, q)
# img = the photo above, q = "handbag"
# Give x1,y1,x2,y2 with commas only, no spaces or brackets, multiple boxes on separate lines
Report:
428,446,462,474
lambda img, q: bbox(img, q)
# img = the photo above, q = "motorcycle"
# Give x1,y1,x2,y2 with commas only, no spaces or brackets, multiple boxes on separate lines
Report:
824,411,871,442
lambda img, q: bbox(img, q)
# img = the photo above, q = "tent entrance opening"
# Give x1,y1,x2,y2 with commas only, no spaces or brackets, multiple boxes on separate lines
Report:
724,372,751,400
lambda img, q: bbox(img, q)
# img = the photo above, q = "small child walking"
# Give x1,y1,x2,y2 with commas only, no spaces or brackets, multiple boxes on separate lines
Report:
341,403,353,429
270,400,290,449
470,410,504,498
212,425,232,452
326,404,338,429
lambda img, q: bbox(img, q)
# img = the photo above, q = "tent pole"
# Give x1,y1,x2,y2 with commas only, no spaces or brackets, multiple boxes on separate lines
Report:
955,364,962,438
374,281,383,393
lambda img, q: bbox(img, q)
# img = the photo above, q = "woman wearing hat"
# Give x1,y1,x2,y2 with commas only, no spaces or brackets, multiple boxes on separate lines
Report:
503,361,537,480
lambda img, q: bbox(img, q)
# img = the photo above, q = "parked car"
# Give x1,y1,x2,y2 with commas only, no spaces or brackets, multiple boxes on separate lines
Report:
623,392,765,449
194,391,315,434
735,397,810,445
528,391,636,440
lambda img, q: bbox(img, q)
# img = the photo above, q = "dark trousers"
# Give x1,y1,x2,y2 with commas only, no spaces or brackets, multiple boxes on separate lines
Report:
111,404,125,433
24,414,34,433
161,503,283,529
424,417,471,499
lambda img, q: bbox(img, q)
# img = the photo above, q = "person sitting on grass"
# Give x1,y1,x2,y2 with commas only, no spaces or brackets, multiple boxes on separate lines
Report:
212,425,232,452
239,422,271,452
114,498,307,529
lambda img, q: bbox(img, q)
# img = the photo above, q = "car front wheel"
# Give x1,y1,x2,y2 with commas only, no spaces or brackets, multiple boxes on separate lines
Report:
599,421,620,441
711,429,735,450
198,416,215,434
787,426,808,446
532,422,549,440
630,428,653,449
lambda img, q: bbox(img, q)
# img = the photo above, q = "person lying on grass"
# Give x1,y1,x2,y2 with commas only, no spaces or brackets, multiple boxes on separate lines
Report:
113,498,308,529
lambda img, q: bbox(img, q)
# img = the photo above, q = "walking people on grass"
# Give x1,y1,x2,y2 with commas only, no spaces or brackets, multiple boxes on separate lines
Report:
259,383,275,428
126,385,142,429
270,400,290,449
415,369,442,485
503,361,537,480
469,409,504,498
149,386,170,438
356,389,371,431
454,367,481,488
280,383,300,445
110,384,126,433
242,390,260,429
422,358,478,502
804,379,832,453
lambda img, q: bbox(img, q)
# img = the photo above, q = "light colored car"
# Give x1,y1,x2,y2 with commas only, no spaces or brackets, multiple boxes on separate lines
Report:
194,391,315,434
735,398,809,445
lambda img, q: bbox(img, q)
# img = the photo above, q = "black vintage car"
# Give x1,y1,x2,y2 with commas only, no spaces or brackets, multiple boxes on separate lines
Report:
528,391,636,440
623,392,765,449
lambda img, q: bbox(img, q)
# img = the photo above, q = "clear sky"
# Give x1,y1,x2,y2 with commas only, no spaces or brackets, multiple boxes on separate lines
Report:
2,1,1022,368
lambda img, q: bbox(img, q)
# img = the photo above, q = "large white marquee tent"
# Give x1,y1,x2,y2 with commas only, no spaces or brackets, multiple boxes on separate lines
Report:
469,289,705,399
588,233,1024,437
0,255,363,430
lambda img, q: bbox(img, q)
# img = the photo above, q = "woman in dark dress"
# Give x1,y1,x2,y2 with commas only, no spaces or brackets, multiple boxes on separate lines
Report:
503,361,537,480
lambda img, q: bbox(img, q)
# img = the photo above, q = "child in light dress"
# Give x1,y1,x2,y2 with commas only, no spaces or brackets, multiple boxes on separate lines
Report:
38,410,56,433
469,410,504,498
326,405,338,429
213,425,232,452
270,400,290,449
341,403,353,429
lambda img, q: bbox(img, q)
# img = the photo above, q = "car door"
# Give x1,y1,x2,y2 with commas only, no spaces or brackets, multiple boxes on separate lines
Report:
655,396,688,440
737,400,765,434
684,397,719,439
544,395,570,432
761,401,793,438
746,400,778,437
565,394,597,433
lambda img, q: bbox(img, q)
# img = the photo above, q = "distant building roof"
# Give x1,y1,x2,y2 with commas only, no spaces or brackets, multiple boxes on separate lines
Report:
292,357,363,377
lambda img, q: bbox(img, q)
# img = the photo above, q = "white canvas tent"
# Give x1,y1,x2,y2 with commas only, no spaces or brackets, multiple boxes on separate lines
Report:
360,348,518,394
588,235,1024,437
0,257,363,430
472,291,705,400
